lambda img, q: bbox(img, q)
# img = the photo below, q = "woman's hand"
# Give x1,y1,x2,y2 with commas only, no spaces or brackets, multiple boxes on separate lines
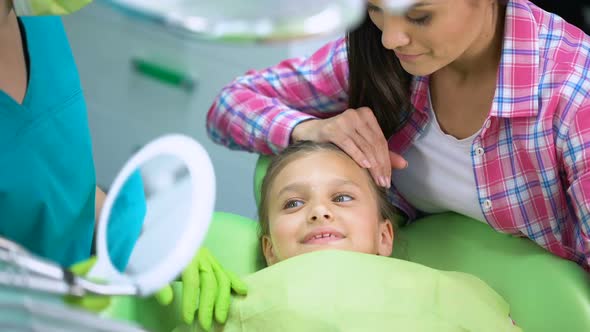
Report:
291,107,407,187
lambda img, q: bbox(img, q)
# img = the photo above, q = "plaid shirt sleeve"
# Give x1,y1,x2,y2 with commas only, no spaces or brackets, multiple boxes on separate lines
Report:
562,98,590,266
206,38,350,155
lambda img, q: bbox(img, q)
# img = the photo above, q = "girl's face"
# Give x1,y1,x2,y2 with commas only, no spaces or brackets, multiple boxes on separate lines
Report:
367,0,497,76
262,150,394,265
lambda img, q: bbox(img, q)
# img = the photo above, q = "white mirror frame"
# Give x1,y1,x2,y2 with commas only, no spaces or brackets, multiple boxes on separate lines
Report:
89,134,215,296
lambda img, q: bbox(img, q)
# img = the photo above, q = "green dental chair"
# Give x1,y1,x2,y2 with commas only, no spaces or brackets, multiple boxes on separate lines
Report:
104,156,590,332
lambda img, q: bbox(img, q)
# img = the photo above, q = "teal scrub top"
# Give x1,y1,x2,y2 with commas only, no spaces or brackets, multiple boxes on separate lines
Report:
0,16,145,269
0,16,95,268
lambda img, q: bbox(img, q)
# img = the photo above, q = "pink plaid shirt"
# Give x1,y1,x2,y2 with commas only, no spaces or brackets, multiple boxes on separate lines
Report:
207,0,590,270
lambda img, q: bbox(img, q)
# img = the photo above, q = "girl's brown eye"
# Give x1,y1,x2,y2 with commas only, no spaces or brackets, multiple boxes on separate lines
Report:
333,194,353,203
284,200,303,209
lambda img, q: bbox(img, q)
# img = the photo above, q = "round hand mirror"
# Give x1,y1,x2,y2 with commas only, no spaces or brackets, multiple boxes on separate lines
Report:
88,134,215,296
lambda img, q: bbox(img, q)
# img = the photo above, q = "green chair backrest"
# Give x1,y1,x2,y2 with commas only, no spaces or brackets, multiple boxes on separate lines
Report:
251,154,590,332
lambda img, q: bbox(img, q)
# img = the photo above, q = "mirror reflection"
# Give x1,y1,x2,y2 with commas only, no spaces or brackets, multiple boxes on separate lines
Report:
106,154,192,274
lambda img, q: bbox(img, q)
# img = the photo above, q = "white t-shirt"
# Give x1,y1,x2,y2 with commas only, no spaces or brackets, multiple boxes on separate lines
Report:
391,95,486,222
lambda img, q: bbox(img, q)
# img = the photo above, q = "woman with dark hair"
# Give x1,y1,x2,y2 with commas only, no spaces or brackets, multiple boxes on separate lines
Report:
206,0,590,272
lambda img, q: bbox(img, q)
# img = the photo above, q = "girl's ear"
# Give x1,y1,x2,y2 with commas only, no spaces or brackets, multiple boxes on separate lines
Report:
377,219,394,256
262,235,278,266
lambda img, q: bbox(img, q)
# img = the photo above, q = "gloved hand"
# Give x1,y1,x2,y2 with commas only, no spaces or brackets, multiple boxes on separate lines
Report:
63,256,111,312
155,248,248,331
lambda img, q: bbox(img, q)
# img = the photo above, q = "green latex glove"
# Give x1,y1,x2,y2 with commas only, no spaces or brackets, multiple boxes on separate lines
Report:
64,256,111,312
155,248,248,331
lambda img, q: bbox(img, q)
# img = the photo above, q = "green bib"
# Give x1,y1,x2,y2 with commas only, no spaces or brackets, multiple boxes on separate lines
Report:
176,250,519,332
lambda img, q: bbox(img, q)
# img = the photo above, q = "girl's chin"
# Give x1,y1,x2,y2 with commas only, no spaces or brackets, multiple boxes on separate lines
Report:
297,242,353,255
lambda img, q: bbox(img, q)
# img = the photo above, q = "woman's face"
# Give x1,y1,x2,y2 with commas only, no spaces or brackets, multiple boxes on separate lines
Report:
262,150,394,266
367,0,496,76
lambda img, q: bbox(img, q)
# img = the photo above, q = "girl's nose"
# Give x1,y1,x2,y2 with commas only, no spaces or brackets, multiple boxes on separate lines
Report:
307,204,333,223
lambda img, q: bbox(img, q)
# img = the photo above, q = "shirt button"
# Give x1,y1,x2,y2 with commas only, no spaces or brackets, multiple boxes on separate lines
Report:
475,147,485,156
484,119,491,129
483,199,492,210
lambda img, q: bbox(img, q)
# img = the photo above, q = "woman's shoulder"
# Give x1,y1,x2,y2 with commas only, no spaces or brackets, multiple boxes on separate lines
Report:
19,16,83,110
513,1,590,113
19,15,65,34
525,1,590,80
502,1,589,94
19,16,70,58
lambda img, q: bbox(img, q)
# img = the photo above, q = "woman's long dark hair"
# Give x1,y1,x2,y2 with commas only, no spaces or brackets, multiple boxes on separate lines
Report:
347,14,413,138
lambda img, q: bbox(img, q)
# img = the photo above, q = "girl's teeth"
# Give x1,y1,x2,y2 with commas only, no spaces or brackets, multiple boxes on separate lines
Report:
314,233,334,239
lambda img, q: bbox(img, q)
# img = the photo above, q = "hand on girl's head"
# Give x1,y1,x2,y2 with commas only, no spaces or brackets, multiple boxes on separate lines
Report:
291,107,408,189
259,142,395,266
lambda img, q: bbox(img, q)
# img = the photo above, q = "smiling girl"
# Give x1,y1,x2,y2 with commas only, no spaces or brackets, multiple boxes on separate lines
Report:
258,140,397,265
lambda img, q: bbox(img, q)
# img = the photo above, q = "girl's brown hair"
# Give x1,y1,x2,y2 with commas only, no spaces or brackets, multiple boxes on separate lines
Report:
258,140,398,245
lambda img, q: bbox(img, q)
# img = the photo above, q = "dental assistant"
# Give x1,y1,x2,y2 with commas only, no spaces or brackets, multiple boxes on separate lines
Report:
0,0,142,269
207,0,590,271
